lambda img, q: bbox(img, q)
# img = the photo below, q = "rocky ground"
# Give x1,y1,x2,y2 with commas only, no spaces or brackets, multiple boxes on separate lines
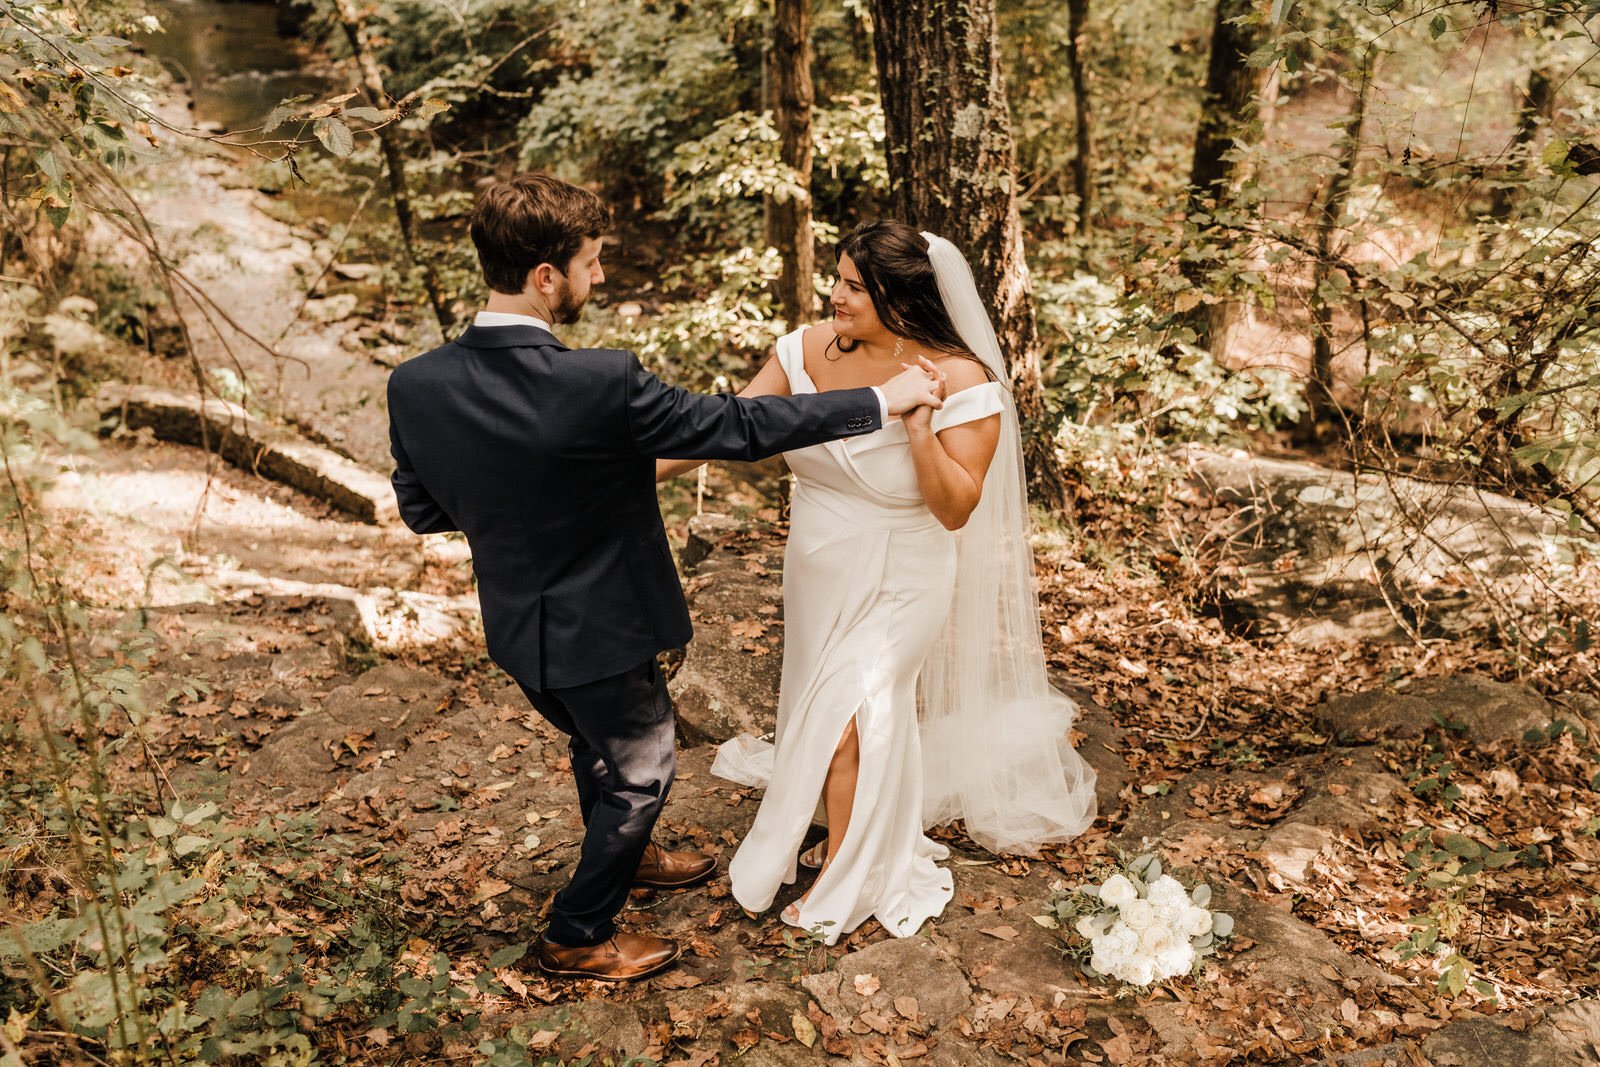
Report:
30,421,1597,1064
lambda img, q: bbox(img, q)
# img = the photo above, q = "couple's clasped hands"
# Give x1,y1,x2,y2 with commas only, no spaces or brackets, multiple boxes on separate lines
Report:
881,356,948,429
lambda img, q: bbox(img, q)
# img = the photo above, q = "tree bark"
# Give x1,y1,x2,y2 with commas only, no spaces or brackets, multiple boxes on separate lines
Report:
1187,0,1268,209
869,0,1065,507
766,0,818,328
1302,48,1376,441
1182,0,1270,350
333,0,451,339
1066,0,1093,232
1490,27,1557,220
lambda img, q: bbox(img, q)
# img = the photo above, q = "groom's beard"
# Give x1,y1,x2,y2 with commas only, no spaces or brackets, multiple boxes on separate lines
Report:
551,277,586,325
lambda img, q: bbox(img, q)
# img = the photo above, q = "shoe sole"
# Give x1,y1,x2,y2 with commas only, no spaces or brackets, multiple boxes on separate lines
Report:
536,944,683,983
632,866,717,890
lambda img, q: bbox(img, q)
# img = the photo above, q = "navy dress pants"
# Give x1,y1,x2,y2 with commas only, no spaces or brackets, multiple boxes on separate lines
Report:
516,657,676,947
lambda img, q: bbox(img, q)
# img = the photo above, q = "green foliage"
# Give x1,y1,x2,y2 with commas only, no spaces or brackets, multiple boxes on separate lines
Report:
0,0,162,231
1001,0,1210,229
1395,823,1537,1000
516,0,755,189
1037,271,1306,439
660,97,888,243
574,246,790,390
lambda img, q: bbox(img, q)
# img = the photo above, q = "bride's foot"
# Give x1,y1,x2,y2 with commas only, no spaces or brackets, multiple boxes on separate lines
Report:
798,840,827,870
782,883,818,925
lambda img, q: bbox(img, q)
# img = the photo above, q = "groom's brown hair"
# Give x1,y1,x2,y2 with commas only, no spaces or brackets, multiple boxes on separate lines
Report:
471,173,612,294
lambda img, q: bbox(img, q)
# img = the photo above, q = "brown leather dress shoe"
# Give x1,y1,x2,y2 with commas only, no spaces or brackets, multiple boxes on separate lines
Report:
633,842,716,889
535,931,681,982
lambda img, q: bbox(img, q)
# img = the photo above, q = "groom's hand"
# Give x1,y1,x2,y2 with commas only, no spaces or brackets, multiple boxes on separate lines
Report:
880,360,945,417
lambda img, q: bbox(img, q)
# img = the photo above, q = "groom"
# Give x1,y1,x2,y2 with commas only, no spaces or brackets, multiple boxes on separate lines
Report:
386,173,944,981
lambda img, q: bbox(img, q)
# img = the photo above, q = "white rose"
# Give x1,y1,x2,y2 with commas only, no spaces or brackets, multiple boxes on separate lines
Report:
1100,874,1137,909
1123,958,1156,987
1119,899,1156,931
1076,915,1102,940
1147,875,1189,912
1154,942,1196,981
1138,923,1172,955
1100,923,1139,964
1181,906,1214,938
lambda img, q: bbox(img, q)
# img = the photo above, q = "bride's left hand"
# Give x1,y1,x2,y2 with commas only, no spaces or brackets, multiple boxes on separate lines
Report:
901,357,946,434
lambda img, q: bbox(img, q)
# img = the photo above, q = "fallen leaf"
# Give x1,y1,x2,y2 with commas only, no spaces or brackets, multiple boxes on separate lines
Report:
853,973,881,997
472,878,512,904
981,926,1019,941
793,1010,817,1048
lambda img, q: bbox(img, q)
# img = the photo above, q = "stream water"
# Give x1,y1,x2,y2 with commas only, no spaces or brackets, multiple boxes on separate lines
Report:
134,0,329,133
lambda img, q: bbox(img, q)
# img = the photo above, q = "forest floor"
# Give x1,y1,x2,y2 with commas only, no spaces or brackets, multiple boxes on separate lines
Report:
8,74,1600,1067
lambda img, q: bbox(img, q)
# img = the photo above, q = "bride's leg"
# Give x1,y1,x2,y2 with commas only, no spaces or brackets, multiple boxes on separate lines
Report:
789,716,859,919
820,717,860,874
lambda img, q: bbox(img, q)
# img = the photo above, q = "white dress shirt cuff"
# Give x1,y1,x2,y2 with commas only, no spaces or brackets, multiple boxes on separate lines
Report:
869,386,889,425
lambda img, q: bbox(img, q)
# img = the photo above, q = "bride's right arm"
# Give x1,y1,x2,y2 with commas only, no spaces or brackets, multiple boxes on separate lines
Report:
653,351,794,481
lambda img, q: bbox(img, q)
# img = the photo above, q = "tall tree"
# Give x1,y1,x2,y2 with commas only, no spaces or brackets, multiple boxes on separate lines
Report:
1302,47,1377,441
1066,0,1094,232
1490,15,1559,220
766,0,818,327
869,0,1064,504
333,0,451,340
1188,0,1269,208
1182,0,1270,349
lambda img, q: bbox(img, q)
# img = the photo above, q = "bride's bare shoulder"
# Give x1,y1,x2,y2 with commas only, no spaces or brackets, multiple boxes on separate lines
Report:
800,322,842,359
936,354,994,392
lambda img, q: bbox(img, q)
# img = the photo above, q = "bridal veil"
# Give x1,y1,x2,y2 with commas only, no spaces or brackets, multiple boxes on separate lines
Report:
915,232,1096,853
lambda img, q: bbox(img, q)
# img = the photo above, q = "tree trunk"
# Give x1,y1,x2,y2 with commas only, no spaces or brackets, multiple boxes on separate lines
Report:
1187,0,1268,209
869,0,1065,507
766,0,818,328
1066,0,1093,232
333,0,451,339
1301,47,1376,441
1182,0,1270,350
1489,28,1557,220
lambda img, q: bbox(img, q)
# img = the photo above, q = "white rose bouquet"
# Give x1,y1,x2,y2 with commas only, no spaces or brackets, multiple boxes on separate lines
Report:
1035,854,1234,990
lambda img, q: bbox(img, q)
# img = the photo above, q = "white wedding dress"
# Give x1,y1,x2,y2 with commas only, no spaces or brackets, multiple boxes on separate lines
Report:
718,327,1005,944
714,234,1098,946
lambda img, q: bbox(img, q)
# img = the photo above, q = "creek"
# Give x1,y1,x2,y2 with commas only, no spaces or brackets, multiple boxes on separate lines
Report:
134,0,329,133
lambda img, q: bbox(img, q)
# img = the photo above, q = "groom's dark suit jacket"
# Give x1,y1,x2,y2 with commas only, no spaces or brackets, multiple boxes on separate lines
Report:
387,324,882,690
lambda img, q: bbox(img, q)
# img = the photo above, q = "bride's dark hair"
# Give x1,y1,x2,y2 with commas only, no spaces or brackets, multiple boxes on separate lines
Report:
828,221,974,361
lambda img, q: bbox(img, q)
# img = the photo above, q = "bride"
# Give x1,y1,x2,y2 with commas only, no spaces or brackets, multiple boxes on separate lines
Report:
657,222,1096,944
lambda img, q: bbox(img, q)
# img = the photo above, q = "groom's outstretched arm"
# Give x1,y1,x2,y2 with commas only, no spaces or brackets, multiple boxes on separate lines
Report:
625,354,881,461
655,352,792,481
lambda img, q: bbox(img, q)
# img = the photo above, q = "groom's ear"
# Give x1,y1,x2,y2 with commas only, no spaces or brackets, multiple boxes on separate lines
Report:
525,262,562,297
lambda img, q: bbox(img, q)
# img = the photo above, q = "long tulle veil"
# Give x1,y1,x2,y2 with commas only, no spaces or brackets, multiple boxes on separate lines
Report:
915,232,1096,853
